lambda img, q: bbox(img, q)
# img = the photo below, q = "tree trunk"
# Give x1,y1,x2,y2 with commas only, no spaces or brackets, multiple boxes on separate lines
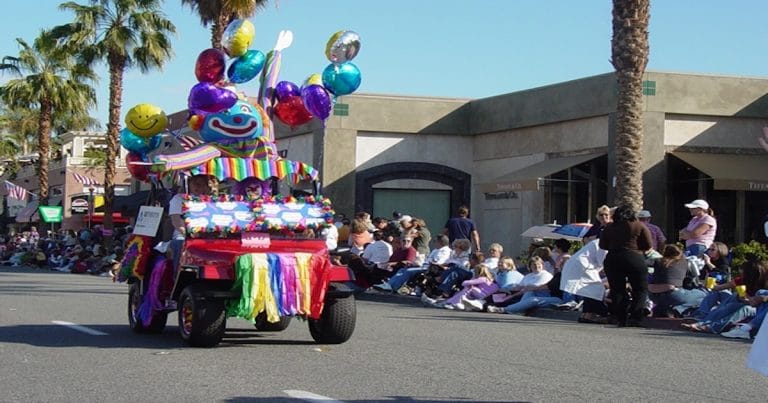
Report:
211,13,231,50
611,0,650,212
37,100,52,206
103,55,126,248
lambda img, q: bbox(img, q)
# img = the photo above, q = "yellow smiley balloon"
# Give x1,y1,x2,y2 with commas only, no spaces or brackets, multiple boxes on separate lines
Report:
125,103,168,138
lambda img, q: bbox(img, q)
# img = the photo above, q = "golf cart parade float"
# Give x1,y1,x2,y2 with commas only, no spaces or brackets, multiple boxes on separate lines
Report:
116,21,362,347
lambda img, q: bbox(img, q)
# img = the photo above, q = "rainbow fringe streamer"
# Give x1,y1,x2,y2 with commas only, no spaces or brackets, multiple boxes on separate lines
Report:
227,252,329,322
188,157,318,183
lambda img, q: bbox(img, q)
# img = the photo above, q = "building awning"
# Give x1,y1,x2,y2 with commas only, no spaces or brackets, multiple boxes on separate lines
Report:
15,201,39,223
672,152,768,191
479,152,606,192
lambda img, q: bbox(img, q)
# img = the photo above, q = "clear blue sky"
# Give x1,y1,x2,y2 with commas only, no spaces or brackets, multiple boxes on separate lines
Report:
1,0,767,127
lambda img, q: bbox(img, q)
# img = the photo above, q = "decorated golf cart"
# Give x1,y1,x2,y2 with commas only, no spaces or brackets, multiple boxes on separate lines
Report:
116,22,362,347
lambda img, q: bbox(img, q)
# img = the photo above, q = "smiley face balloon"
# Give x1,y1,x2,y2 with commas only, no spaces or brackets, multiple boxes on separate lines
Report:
124,104,168,138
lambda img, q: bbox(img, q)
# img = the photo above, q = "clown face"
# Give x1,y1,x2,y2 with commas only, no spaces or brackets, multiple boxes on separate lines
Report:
199,100,263,143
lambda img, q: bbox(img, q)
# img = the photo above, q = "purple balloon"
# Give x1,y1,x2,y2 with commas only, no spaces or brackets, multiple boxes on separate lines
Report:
274,81,301,103
301,85,332,120
187,82,238,113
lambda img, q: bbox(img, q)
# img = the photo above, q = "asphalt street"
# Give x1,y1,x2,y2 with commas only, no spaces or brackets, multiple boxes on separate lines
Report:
0,265,765,402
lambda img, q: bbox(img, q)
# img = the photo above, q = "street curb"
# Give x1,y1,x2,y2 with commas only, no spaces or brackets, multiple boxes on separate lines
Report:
357,290,690,332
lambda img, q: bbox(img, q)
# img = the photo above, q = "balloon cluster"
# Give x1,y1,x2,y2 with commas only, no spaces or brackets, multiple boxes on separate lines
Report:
121,103,168,182
272,29,362,127
188,20,264,121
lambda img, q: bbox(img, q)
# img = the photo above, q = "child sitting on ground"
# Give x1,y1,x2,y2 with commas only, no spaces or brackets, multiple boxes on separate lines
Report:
465,257,524,311
441,263,498,311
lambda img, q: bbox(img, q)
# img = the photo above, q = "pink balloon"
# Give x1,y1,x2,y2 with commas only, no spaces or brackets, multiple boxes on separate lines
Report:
194,48,227,83
187,82,238,113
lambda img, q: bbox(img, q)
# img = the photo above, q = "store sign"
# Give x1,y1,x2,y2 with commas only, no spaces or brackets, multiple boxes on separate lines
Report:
38,206,63,223
71,197,89,214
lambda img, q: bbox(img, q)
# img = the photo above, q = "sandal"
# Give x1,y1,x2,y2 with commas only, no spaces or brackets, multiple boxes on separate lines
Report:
681,322,709,333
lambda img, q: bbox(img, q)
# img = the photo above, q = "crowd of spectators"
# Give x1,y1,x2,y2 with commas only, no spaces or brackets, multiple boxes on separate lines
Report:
338,203,767,344
0,225,130,277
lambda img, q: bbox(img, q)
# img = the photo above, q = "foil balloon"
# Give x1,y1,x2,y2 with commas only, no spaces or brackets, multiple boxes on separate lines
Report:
125,152,150,182
301,85,332,121
227,49,266,84
187,82,238,113
274,95,313,127
124,103,168,138
222,19,255,58
120,128,161,155
322,62,362,96
325,30,361,64
303,73,323,88
194,48,227,83
274,81,301,103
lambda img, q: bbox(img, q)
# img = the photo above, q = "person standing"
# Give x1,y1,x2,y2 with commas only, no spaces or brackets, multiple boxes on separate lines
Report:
679,199,717,257
443,205,480,252
637,210,666,251
599,205,654,327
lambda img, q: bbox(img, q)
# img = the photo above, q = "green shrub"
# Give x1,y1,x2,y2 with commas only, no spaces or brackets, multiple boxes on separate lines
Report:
730,240,768,270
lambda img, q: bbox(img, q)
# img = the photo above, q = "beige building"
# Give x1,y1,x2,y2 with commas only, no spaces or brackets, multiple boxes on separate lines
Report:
272,71,768,257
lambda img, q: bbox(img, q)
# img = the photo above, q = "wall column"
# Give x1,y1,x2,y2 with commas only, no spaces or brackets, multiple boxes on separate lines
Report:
316,127,358,216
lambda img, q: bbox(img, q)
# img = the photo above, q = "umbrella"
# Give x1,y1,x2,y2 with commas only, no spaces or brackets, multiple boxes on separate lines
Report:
520,224,560,239
521,223,592,241
552,223,592,240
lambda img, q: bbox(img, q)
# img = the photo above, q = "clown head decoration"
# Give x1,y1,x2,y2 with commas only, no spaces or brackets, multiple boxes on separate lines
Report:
190,100,264,143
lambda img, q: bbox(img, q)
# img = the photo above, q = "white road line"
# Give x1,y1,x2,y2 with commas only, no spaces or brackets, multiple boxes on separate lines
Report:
51,321,108,336
283,390,343,402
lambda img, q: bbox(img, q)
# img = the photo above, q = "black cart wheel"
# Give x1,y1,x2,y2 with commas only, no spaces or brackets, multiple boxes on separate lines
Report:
128,283,167,334
178,284,226,347
308,296,356,344
254,312,292,331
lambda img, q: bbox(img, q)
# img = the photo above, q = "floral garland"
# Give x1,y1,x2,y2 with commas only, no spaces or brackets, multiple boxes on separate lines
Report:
249,194,334,233
181,194,334,237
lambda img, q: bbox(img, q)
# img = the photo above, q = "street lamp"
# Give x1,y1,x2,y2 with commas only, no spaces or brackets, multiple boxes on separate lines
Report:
88,186,95,230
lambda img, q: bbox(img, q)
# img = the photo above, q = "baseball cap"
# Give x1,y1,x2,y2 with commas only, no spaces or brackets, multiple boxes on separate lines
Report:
684,199,709,210
637,210,651,218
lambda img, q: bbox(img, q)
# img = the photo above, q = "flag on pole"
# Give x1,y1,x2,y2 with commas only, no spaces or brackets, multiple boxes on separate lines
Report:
72,172,99,186
4,180,29,200
177,135,203,151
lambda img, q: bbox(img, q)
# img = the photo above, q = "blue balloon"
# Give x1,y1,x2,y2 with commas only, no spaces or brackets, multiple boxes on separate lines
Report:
227,49,266,84
120,128,161,154
321,62,361,96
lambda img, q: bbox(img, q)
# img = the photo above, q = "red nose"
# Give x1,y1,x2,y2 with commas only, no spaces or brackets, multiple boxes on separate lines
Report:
233,116,243,124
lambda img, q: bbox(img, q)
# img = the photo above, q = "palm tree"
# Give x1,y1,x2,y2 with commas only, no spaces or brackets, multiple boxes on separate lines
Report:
0,32,97,205
53,0,176,235
181,0,269,49
0,105,38,156
611,0,650,211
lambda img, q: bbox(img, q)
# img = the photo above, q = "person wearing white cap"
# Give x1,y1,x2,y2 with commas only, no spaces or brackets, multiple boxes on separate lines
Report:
679,199,717,257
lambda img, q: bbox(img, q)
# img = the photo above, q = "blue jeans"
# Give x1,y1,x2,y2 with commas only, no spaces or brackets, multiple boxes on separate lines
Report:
388,267,426,290
685,243,708,257
503,291,563,314
694,289,734,319
651,288,707,312
747,301,768,331
437,266,473,295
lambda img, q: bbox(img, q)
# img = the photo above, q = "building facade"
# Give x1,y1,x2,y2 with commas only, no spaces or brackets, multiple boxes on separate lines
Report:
271,71,768,257
3,131,132,231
